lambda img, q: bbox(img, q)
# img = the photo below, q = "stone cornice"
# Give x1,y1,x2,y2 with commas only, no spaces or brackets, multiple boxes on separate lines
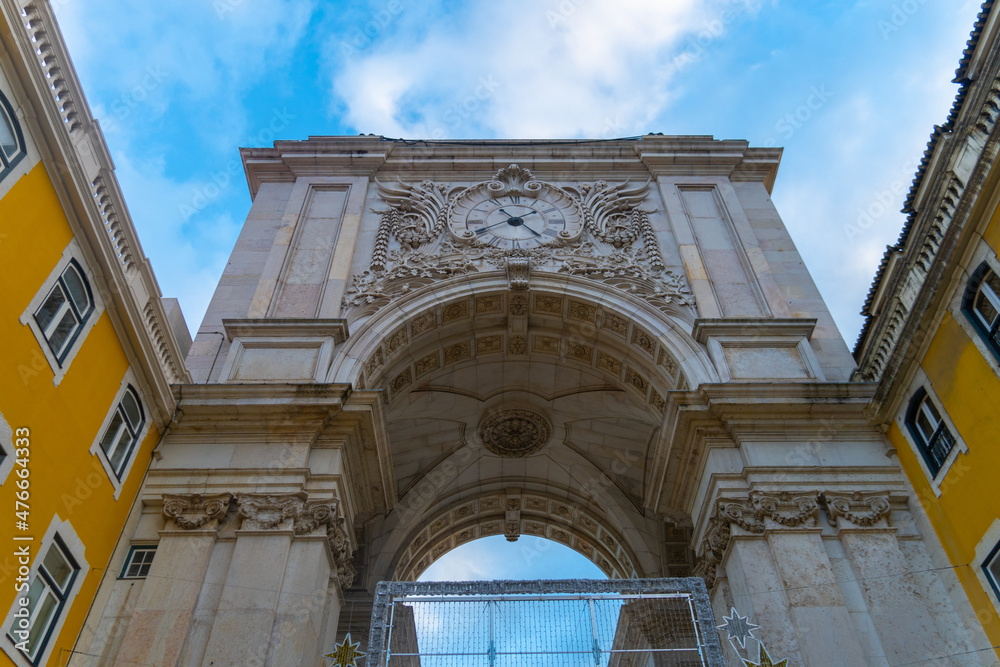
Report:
644,382,879,515
222,317,350,343
239,135,783,199
0,0,191,418
691,317,817,344
159,384,395,524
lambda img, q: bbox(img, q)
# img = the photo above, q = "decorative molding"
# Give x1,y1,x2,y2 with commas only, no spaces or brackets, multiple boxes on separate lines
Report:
162,493,232,530
820,491,892,528
373,178,454,250
143,302,182,383
237,493,305,530
344,168,694,318
20,2,83,134
92,175,136,272
506,253,531,290
695,489,905,585
694,491,818,584
478,409,552,458
292,499,356,589
557,242,694,313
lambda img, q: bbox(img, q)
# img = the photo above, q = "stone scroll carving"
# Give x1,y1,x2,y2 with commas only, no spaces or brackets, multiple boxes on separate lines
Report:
162,493,233,530
694,490,900,586
237,494,306,530
693,491,819,584
292,499,357,589
821,491,891,527
344,165,694,318
160,493,356,588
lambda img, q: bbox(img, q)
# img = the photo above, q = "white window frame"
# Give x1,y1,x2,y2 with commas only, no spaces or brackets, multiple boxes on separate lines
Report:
974,520,1000,619
90,368,150,498
119,545,157,580
951,245,1000,377
0,410,14,486
894,368,968,497
1,516,88,667
19,239,105,386
0,70,38,201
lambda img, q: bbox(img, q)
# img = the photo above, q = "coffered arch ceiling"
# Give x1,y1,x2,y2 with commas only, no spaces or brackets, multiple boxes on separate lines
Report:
330,274,714,582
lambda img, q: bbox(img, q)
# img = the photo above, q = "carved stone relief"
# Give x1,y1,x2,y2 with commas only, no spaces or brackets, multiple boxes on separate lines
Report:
693,490,899,586
343,165,694,317
163,493,357,589
478,409,552,458
162,493,232,530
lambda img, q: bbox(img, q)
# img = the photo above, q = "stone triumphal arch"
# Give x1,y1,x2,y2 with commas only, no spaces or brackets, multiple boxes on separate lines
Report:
73,137,995,666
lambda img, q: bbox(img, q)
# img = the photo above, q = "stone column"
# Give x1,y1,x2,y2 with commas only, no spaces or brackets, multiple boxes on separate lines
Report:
201,494,301,665
268,502,348,665
200,493,354,667
824,492,949,664
697,491,868,666
115,493,231,666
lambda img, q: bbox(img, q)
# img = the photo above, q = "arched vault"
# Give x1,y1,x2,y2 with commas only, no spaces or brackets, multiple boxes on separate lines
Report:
327,273,714,583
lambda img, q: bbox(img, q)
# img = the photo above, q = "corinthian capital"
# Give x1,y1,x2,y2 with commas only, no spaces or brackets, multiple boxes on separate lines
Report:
821,492,892,527
236,493,306,531
162,493,232,530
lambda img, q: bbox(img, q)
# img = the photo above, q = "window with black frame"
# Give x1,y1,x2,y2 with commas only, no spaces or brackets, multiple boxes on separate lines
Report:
120,545,156,579
984,540,1000,602
5,536,79,664
33,259,95,365
0,90,26,182
964,262,1000,361
98,386,145,479
905,388,957,478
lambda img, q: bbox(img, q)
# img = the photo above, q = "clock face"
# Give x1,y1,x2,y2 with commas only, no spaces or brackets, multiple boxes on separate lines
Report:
453,193,582,249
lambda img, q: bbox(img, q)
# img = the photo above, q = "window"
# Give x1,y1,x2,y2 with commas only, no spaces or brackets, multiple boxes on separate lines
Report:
32,259,94,365
964,262,1000,361
120,546,156,579
985,540,1000,601
98,386,144,480
0,90,26,182
6,536,79,664
905,388,957,477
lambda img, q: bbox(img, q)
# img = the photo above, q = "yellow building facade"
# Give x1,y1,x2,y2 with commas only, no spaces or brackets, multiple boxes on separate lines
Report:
855,1,1000,656
0,1,190,664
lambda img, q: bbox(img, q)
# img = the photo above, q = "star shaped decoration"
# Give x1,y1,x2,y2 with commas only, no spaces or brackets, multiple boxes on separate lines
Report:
324,633,366,667
717,607,760,650
741,642,789,667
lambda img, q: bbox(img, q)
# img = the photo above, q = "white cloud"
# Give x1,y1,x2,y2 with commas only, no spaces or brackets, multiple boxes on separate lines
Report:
109,151,240,335
331,0,730,139
54,0,313,148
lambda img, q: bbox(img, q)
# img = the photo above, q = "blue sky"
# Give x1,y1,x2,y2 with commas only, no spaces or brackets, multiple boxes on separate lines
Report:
52,0,982,348
50,0,983,574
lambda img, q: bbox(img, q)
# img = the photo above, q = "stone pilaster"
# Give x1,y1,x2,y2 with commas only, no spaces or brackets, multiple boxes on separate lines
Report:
116,493,232,666
821,492,949,664
199,493,355,666
696,491,869,665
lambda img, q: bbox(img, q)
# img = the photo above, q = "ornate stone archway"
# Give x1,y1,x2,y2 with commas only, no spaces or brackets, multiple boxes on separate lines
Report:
323,275,713,588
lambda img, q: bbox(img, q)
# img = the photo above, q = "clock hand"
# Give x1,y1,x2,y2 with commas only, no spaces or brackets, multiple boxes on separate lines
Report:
498,208,539,219
522,223,542,237
474,219,510,234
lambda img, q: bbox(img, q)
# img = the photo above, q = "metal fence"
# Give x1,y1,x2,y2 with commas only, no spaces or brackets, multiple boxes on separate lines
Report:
367,579,724,667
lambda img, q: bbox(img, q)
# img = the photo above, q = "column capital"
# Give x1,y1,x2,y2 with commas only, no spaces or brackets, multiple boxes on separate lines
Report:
162,493,233,530
693,490,819,584
820,491,898,529
236,492,308,531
